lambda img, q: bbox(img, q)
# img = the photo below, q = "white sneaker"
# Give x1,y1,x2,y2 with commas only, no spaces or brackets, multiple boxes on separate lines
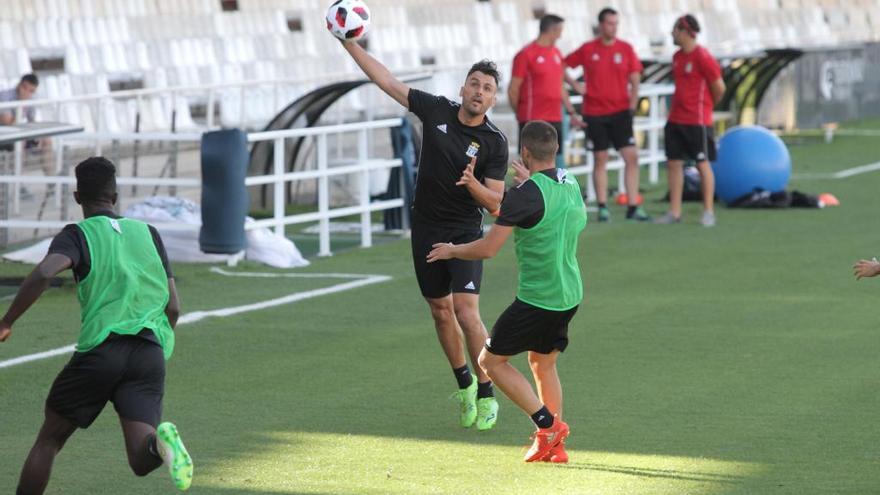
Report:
701,211,716,227
653,212,681,224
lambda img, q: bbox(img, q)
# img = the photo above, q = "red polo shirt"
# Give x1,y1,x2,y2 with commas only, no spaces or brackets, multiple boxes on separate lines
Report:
564,38,642,117
511,42,564,122
668,45,722,126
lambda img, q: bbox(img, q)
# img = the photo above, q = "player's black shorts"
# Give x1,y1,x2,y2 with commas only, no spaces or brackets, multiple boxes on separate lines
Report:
518,121,563,156
584,110,636,151
411,216,483,299
665,122,716,162
485,298,579,356
46,332,165,429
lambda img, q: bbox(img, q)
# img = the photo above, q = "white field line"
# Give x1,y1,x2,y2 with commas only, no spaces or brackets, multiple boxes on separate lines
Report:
0,270,391,370
792,161,880,180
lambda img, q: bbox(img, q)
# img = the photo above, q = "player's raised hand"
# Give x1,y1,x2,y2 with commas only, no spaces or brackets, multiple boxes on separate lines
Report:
0,321,12,342
456,156,477,187
853,257,880,280
427,243,454,263
511,159,530,185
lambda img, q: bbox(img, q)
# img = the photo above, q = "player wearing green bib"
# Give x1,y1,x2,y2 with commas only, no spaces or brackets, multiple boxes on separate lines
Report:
428,121,586,463
0,157,192,493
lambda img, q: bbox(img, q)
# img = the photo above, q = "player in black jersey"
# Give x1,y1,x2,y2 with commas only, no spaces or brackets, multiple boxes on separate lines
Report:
338,38,508,430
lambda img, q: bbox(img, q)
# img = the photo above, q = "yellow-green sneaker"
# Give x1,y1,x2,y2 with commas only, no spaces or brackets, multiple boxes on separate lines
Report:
476,397,498,431
156,422,193,491
452,374,478,428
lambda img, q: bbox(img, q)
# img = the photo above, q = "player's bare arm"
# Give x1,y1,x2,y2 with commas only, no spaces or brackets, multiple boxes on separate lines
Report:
709,78,725,105
0,253,73,341
629,72,641,111
342,41,410,108
508,76,523,110
456,155,504,212
565,72,584,96
427,224,514,262
166,278,180,328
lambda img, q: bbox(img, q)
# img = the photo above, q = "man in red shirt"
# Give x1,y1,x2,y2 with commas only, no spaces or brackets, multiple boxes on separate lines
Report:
509,14,584,160
656,14,725,227
564,8,648,222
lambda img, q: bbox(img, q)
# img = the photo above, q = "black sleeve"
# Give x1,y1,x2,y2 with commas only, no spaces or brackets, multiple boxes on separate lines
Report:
148,226,173,278
496,181,544,228
407,88,444,122
483,136,509,181
47,224,83,272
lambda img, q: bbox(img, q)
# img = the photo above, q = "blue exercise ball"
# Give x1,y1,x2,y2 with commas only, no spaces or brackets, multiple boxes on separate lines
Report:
711,126,791,204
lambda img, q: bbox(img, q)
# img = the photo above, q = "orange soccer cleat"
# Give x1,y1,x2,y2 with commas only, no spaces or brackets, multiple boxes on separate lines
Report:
539,441,569,463
524,419,569,462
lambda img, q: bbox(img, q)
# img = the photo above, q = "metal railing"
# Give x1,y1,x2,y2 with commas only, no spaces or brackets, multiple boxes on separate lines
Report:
0,118,406,257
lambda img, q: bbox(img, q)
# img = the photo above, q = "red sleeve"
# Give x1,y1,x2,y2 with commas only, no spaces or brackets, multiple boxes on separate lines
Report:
512,48,529,79
699,49,721,82
628,44,643,74
564,45,582,69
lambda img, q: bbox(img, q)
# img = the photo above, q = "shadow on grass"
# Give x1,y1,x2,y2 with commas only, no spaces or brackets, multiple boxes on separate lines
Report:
550,461,747,484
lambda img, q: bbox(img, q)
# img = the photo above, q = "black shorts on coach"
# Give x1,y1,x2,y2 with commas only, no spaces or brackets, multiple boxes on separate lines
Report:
665,122,717,162
518,121,563,156
46,332,165,428
585,110,636,151
486,298,579,356
411,217,483,299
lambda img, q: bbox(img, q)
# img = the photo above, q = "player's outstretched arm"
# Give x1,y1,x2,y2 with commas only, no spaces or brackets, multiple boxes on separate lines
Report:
427,224,513,262
0,253,72,342
342,41,410,108
166,278,180,329
853,257,880,280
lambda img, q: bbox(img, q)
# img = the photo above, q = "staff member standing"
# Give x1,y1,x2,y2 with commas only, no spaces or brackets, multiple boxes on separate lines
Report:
509,14,584,161
655,14,725,227
564,7,648,222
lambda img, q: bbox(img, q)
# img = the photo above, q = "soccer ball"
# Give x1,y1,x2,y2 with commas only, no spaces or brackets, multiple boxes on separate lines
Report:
326,0,371,41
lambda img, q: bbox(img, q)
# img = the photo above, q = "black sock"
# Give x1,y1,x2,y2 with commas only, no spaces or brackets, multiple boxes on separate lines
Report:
626,205,637,217
530,406,554,429
598,202,607,209
147,434,162,461
453,365,473,389
477,381,494,399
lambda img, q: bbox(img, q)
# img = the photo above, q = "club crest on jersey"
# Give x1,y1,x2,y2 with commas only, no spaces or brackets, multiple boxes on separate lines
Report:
466,141,480,158
685,62,693,73
614,53,622,64
591,53,600,61
554,54,561,64
537,55,545,64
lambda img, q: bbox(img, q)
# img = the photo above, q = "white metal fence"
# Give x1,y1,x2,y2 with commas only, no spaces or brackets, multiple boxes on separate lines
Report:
0,118,406,257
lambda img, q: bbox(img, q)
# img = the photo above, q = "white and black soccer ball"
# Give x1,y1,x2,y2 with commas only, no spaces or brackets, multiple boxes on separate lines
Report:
326,0,371,41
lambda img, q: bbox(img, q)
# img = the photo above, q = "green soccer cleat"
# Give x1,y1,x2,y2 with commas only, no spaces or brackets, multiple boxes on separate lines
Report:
453,374,478,428
597,206,611,223
156,422,193,491
626,207,652,222
476,397,499,431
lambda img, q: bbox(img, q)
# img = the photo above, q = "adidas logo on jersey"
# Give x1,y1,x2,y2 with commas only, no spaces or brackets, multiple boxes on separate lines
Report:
437,124,447,134
464,281,476,290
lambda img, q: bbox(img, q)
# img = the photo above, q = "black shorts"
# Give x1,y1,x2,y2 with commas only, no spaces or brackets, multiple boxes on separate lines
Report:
485,298,579,356
665,122,716,162
585,110,636,151
518,121,563,156
46,333,165,429
411,216,483,298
